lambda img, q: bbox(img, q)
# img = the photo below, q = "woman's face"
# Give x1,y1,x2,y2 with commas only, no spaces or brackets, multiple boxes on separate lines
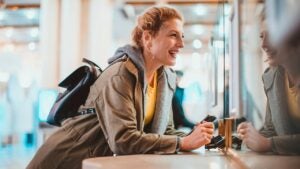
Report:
148,18,184,66
260,22,278,66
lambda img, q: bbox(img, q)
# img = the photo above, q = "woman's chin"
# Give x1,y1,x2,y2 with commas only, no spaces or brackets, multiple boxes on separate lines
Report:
267,60,278,67
168,60,176,66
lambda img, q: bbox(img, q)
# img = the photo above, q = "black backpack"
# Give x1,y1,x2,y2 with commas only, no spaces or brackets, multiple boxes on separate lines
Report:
47,58,102,126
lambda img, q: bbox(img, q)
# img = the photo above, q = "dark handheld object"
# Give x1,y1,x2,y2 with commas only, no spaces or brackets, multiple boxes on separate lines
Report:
188,115,216,135
205,135,225,149
205,135,242,150
231,135,242,150
202,115,216,122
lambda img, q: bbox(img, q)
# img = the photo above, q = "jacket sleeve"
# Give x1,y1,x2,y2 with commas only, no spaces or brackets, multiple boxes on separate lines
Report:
164,107,188,137
259,101,300,154
271,134,300,155
259,101,277,137
96,75,178,155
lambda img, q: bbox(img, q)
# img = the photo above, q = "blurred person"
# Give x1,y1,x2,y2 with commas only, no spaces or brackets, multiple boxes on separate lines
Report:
237,11,300,155
172,70,195,129
27,6,214,169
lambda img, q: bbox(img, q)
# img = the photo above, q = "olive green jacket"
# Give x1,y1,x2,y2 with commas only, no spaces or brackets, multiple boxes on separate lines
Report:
260,66,300,154
27,45,186,169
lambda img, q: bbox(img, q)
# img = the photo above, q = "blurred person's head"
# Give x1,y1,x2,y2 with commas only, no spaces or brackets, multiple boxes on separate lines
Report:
131,6,184,67
275,29,300,74
261,7,300,83
259,9,279,67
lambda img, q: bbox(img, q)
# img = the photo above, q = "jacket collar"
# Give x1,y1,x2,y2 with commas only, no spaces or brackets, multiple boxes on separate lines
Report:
263,66,297,134
124,58,177,134
150,67,176,134
125,56,176,92
263,66,284,91
113,45,176,92
163,67,176,91
157,66,176,91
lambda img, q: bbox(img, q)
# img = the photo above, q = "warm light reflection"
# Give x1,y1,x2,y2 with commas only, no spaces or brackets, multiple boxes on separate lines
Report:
3,43,15,52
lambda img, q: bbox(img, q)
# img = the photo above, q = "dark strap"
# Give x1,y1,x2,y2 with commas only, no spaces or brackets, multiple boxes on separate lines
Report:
82,58,102,71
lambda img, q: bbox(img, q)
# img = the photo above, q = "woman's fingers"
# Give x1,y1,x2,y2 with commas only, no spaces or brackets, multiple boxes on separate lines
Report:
238,128,247,135
237,122,248,131
202,121,214,128
205,128,214,134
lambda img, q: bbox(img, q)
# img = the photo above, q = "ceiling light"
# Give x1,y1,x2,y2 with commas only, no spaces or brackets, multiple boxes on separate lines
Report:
28,42,36,51
194,5,207,16
193,39,202,49
5,29,13,38
25,10,36,20
192,25,204,35
30,28,39,38
0,11,5,21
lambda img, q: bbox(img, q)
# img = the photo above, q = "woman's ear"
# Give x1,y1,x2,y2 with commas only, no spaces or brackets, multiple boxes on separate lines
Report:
143,31,152,50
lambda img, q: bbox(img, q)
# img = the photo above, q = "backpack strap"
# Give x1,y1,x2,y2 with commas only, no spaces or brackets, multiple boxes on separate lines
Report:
82,58,102,72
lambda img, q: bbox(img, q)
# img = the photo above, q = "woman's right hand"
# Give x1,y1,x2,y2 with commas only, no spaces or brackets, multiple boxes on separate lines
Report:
180,122,214,151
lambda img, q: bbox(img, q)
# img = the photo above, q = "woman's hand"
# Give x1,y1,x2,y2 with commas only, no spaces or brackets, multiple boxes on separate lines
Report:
180,122,214,151
237,122,271,152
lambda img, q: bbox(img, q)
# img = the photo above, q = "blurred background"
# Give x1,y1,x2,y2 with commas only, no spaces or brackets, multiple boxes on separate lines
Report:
0,0,299,168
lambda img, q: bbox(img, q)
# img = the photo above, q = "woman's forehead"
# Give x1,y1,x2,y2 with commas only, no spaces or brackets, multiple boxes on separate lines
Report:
160,19,184,32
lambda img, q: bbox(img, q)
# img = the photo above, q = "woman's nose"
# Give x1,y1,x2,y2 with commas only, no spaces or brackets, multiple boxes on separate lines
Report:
261,35,269,51
177,38,184,48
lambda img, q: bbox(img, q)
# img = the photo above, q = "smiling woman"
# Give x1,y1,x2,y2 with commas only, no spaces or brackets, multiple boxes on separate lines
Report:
26,5,214,169
131,6,185,82
147,18,184,66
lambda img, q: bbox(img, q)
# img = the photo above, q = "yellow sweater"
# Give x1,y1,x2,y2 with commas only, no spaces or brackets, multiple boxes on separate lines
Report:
145,71,157,125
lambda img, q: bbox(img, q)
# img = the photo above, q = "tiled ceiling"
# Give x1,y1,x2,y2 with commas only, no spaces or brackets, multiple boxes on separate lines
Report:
116,1,224,53
0,8,39,44
0,8,39,27
0,0,225,53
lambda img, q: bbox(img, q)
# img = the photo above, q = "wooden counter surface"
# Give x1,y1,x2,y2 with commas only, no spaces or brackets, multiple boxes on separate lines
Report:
82,149,300,169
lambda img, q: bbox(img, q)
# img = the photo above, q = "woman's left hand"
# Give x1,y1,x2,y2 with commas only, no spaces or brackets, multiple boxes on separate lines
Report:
237,122,272,152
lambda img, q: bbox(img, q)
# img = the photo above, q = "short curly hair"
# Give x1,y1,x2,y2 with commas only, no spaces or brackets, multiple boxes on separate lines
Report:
131,6,183,49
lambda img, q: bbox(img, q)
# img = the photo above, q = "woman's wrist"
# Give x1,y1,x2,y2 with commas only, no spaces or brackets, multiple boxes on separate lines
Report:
176,137,181,152
266,137,273,151
179,136,190,151
264,137,272,151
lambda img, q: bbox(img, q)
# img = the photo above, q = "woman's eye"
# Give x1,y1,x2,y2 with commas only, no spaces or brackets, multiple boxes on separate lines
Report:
171,34,177,37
